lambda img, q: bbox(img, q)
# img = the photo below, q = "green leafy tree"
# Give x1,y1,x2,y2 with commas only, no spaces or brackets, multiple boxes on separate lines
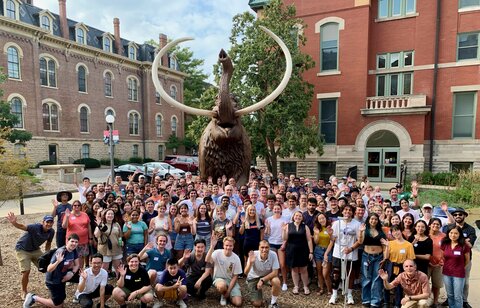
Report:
187,0,323,176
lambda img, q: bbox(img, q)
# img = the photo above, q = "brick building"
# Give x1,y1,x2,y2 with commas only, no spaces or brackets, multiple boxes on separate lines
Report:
0,0,185,164
250,0,480,182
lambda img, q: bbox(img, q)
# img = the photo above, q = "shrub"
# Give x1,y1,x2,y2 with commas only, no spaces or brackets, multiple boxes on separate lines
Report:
143,157,154,163
416,171,434,185
433,172,458,186
36,160,55,168
128,157,143,164
73,158,101,169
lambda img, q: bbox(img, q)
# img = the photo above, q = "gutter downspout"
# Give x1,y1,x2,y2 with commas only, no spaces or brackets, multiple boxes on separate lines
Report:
429,0,441,172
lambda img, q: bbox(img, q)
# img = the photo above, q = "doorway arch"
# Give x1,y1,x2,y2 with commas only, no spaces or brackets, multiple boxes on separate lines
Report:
365,130,400,182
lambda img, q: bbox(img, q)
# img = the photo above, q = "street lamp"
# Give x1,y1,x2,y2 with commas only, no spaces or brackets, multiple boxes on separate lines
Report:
106,115,115,185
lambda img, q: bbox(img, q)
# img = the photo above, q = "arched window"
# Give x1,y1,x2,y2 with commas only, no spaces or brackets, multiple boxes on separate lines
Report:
6,0,16,19
80,106,89,132
41,15,51,31
320,23,339,71
42,102,59,131
170,85,177,100
105,108,115,128
129,112,140,135
156,114,163,136
158,145,165,161
40,56,56,87
128,45,136,60
78,65,87,92
171,116,177,136
10,97,23,128
81,144,90,159
128,77,138,101
103,37,111,52
104,72,113,97
7,46,20,79
76,28,85,44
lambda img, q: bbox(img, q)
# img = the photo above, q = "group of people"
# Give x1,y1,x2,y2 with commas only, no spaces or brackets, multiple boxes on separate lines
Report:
7,170,477,308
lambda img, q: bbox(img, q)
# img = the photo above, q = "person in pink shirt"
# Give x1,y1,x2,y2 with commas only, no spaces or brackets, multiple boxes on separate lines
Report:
63,199,93,269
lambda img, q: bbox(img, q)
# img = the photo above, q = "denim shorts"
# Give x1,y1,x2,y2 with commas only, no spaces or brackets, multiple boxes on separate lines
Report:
125,243,144,256
314,246,332,262
174,234,194,250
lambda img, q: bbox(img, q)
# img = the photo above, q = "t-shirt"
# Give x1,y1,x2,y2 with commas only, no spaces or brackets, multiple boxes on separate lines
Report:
303,210,320,233
282,207,298,223
66,212,90,245
146,248,171,271
55,203,72,228
429,232,446,266
211,250,242,280
315,226,331,248
213,218,230,241
246,250,280,281
46,246,78,284
15,223,54,252
157,268,187,286
142,211,158,228
413,237,433,274
78,185,91,204
123,221,148,245
397,209,420,222
332,219,361,261
326,210,342,223
75,267,108,298
184,253,213,278
441,243,471,278
124,266,150,291
388,240,415,264
266,216,284,245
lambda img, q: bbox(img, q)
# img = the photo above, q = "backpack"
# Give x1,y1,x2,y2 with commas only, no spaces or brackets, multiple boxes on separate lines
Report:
37,248,57,273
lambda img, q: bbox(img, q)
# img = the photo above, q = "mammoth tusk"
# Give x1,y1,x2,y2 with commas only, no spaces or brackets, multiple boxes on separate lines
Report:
152,37,215,117
235,25,293,116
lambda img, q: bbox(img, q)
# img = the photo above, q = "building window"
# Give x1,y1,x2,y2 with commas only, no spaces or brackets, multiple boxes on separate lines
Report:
78,65,87,92
128,45,136,60
80,106,89,133
156,114,163,136
376,51,413,96
40,57,56,87
280,162,297,176
76,28,85,44
457,33,479,61
450,162,473,173
318,162,336,181
132,144,139,158
128,77,138,101
170,85,177,100
452,92,476,138
169,56,177,70
459,0,480,9
6,0,16,19
42,103,59,131
41,15,51,31
10,97,23,129
14,143,26,159
319,98,337,144
81,144,90,159
171,116,177,136
103,37,111,52
378,0,416,19
155,91,161,104
129,112,140,135
104,72,113,97
158,145,165,161
7,46,20,79
320,23,339,71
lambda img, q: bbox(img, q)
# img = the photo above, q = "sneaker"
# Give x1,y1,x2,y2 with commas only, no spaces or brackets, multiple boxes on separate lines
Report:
440,301,448,307
329,293,337,304
23,293,35,308
269,303,279,308
347,294,354,305
177,299,187,308
152,300,163,308
220,295,227,306
72,298,79,304
463,303,472,308
281,283,288,291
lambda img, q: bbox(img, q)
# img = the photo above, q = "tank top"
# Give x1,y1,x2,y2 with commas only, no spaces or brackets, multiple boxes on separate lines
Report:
315,226,331,248
152,216,169,236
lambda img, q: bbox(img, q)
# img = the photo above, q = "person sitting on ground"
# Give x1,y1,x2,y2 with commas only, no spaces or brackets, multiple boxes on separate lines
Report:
74,253,113,308
379,259,430,308
7,212,54,300
178,239,213,300
244,240,281,308
24,233,80,308
206,235,242,307
112,254,154,308
154,258,188,308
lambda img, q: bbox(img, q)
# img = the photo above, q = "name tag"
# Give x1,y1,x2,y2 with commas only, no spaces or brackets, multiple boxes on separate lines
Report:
154,257,159,261
400,249,406,254
125,275,131,280
324,231,328,235
463,233,468,238
454,251,461,256
71,216,76,220
182,228,187,232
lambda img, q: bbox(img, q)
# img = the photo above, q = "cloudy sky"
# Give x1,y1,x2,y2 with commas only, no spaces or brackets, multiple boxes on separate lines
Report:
34,0,253,82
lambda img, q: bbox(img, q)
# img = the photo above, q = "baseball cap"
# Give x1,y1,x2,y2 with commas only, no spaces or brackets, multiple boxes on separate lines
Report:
43,215,54,222
422,203,433,210
395,183,403,188
139,175,145,179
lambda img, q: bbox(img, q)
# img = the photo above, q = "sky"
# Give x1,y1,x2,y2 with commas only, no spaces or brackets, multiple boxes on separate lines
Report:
34,0,253,82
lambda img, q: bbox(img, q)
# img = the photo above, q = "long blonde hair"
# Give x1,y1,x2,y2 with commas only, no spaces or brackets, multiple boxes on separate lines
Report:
244,204,261,229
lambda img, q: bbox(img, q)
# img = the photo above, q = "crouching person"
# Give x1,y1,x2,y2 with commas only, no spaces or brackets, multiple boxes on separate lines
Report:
154,258,187,308
244,240,281,308
178,239,213,300
112,254,154,308
75,253,113,308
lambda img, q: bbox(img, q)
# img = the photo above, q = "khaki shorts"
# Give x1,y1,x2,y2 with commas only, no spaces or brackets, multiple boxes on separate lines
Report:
213,277,241,297
428,265,444,289
15,249,43,272
247,277,271,302
121,287,154,299
401,299,429,308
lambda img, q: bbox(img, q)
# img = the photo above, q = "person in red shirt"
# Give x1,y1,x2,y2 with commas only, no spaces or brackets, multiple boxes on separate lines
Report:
428,218,446,307
63,200,93,269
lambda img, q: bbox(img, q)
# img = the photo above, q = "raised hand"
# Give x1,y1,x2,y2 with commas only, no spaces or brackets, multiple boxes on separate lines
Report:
64,208,71,217
55,249,65,263
226,220,233,230
380,238,389,246
174,276,184,288
126,221,132,229
359,224,366,232
116,264,127,276
144,242,154,250
183,249,192,259
441,201,448,212
210,233,218,248
6,212,17,224
378,269,388,280
247,250,255,263
52,199,58,208
79,268,88,280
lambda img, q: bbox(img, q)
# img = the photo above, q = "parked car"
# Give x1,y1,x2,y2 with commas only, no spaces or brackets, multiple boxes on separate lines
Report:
432,205,456,219
164,155,199,174
114,164,153,182
143,162,185,179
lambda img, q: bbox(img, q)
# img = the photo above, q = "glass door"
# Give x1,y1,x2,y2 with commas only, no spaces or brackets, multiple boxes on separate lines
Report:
366,148,382,182
365,147,400,182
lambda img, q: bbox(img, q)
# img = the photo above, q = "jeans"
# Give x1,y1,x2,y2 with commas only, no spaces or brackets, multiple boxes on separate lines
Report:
361,252,383,307
443,275,465,308
464,261,472,302
174,234,194,250
384,261,403,307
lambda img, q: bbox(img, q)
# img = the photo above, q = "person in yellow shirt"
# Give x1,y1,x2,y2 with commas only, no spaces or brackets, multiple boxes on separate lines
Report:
312,212,333,295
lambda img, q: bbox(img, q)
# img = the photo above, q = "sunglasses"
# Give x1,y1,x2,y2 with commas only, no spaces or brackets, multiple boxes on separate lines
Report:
453,213,464,217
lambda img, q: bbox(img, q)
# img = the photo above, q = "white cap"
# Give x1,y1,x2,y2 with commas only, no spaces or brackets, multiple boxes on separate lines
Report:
422,203,433,209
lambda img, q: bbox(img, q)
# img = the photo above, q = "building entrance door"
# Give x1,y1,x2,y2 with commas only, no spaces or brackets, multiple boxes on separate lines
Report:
48,144,57,164
365,130,400,182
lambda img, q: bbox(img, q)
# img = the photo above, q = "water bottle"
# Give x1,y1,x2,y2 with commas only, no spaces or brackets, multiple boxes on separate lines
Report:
118,238,123,247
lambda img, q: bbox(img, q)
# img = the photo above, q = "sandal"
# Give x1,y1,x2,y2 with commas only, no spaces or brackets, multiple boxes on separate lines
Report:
304,288,311,295
318,288,325,295
292,287,299,295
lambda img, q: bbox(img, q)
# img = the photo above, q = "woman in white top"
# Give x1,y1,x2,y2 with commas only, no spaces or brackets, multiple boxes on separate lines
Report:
148,202,172,250
265,203,289,291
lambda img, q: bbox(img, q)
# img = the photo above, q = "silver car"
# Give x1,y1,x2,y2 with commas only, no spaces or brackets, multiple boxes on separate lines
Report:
143,162,185,179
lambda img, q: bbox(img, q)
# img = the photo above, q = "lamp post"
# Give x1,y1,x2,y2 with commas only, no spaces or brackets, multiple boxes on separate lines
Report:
105,115,115,185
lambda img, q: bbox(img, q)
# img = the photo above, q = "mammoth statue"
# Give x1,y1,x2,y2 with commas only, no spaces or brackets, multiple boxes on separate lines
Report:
152,26,292,186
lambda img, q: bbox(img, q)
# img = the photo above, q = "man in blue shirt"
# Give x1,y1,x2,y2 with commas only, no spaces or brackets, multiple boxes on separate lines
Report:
51,190,73,247
138,234,171,285
7,213,55,300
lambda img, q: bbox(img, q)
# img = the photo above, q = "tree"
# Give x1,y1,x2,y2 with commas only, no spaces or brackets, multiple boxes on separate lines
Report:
187,0,323,177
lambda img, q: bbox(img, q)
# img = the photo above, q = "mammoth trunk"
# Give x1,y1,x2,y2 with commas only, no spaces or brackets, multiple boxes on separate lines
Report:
217,49,235,125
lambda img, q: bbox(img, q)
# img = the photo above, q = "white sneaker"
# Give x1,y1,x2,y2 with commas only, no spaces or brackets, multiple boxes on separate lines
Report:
220,295,227,306
329,293,337,304
153,300,163,308
347,294,354,305
281,283,288,291
177,299,187,308
72,298,79,304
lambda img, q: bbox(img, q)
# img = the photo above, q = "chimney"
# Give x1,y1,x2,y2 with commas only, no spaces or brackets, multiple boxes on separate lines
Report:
58,0,69,40
24,0,33,5
113,18,123,55
159,33,168,67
